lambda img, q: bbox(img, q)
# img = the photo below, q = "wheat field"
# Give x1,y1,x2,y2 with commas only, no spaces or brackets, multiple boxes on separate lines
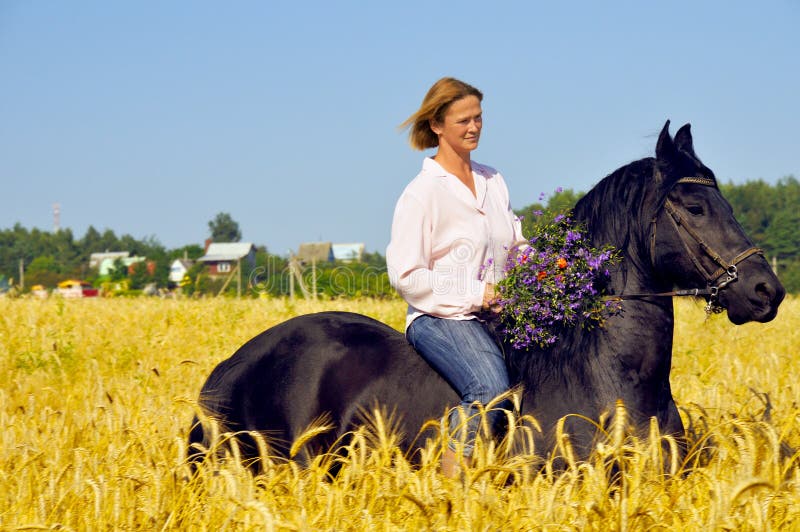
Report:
0,295,798,530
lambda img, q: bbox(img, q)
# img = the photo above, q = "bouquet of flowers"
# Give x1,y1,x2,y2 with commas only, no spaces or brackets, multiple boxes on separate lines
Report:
490,212,621,350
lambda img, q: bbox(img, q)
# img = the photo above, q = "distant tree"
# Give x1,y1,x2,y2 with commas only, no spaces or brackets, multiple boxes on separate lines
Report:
208,212,242,242
361,250,387,269
515,188,584,239
26,255,62,288
128,261,148,290
80,226,103,251
108,258,128,282
169,244,205,261
99,228,121,251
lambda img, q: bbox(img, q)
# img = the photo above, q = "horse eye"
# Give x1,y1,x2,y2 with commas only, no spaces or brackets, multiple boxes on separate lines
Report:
687,204,704,216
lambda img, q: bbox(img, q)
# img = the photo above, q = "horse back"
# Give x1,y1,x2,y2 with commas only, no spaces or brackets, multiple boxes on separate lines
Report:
195,311,455,457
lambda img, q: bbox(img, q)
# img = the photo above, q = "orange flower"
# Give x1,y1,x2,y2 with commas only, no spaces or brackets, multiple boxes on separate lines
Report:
537,271,547,280
557,257,568,269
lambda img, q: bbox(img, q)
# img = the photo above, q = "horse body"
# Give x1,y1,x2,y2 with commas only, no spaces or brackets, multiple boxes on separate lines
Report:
190,311,457,460
189,122,784,468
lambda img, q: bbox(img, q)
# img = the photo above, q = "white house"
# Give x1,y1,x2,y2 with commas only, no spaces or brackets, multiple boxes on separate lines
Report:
332,243,365,263
169,259,195,284
89,251,129,269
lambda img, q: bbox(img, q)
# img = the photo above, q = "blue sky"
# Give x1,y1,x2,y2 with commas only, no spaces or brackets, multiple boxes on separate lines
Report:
1,1,797,256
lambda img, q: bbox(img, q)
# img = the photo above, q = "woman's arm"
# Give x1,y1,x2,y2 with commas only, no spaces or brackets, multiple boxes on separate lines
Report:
386,192,485,317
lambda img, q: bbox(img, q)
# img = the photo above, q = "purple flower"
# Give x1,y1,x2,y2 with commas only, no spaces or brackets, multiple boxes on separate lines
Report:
482,212,621,349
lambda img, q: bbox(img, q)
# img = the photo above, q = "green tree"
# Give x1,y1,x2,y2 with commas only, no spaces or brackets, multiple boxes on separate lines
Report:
128,261,153,290
108,258,128,282
208,212,242,242
764,209,800,261
515,188,584,239
25,255,62,288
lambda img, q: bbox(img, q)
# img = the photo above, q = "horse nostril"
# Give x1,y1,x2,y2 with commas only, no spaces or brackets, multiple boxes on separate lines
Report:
754,281,775,304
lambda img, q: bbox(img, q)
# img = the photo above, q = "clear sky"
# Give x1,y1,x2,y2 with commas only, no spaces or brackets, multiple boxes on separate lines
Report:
1,1,798,256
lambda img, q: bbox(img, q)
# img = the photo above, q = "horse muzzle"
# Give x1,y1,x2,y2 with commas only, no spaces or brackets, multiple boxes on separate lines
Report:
717,263,785,324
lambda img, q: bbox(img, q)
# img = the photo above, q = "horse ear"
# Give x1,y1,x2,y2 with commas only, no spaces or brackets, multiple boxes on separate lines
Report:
674,123,696,157
655,120,675,162
654,120,684,187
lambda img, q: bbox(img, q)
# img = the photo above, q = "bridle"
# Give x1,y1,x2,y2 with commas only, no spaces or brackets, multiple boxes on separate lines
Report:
613,174,763,314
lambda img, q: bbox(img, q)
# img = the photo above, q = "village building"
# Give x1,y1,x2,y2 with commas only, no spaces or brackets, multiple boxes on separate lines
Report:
197,242,256,277
296,242,365,264
169,259,195,284
332,243,365,263
296,242,334,264
89,251,130,270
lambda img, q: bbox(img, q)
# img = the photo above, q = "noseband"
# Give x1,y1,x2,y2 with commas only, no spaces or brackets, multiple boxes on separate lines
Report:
616,175,763,314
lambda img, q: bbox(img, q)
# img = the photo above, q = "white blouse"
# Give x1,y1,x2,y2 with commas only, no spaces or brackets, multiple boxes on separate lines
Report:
387,157,525,329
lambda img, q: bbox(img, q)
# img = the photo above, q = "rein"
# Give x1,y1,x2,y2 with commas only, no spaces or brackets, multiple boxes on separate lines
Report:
611,175,763,314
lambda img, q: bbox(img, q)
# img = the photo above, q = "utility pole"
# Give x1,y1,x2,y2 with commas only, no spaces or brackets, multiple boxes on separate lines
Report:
288,254,310,299
237,258,242,298
311,257,317,300
19,259,24,290
289,256,295,300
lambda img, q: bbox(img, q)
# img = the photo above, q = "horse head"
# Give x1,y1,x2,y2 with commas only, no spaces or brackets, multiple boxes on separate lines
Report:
651,120,785,323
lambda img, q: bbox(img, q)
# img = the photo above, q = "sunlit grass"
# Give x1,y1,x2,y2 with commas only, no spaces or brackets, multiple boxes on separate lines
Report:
0,296,797,529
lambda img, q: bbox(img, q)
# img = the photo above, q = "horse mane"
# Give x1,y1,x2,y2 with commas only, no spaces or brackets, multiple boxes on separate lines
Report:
572,157,659,253
504,155,668,383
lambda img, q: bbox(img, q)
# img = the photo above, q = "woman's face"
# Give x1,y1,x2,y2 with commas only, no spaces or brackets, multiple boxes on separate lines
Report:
431,95,483,154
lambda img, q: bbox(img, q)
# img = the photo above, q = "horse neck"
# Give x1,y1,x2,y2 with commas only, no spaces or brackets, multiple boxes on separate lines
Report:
574,158,674,296
511,160,678,392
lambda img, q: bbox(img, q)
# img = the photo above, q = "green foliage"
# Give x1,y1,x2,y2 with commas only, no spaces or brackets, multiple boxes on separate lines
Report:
312,262,394,299
720,176,799,291
108,258,129,282
169,244,205,261
128,261,152,290
208,212,242,242
242,252,394,299
515,188,584,238
25,256,62,288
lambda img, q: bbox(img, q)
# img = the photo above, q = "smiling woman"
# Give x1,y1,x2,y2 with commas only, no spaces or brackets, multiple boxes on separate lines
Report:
386,77,526,477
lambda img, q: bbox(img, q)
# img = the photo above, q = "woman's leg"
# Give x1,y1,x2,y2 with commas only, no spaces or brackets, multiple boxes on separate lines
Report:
407,315,512,460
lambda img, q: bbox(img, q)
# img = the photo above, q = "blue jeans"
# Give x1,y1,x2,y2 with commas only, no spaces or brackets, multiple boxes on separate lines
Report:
407,315,512,456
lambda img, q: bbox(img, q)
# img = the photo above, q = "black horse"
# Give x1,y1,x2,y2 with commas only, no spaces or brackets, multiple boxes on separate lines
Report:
188,122,784,471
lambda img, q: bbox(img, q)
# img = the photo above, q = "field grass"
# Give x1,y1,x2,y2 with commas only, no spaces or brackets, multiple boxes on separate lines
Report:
0,295,798,530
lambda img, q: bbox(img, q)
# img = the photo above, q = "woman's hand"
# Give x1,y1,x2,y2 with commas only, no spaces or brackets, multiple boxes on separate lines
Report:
482,283,502,313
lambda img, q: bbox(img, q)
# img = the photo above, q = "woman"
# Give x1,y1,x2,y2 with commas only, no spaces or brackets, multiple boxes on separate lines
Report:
386,77,525,477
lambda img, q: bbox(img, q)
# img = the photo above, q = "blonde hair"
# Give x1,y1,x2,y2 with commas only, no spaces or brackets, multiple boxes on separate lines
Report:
400,77,483,150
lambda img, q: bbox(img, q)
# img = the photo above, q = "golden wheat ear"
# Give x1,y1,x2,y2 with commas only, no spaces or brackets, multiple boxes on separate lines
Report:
289,413,335,459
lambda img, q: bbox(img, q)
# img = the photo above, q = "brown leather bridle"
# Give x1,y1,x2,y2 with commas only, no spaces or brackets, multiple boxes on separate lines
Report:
616,175,763,314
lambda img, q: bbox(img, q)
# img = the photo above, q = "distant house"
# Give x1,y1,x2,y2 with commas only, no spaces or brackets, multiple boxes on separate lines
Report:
296,242,366,264
98,256,145,277
197,242,256,277
89,251,130,270
169,259,194,284
296,242,334,264
332,243,365,263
